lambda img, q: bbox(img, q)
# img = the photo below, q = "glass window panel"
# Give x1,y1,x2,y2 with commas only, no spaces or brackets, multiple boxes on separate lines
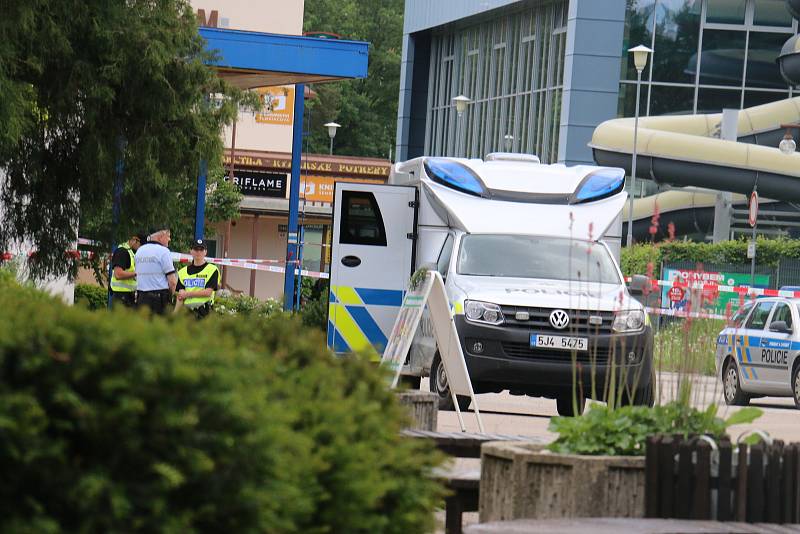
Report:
696,87,742,113
747,32,791,89
753,0,794,27
618,82,649,118
651,0,701,83
706,0,746,24
621,0,656,81
648,84,695,115
699,30,747,86
744,89,789,108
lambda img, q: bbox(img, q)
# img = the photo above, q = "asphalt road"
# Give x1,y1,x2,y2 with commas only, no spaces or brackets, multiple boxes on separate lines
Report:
426,372,800,442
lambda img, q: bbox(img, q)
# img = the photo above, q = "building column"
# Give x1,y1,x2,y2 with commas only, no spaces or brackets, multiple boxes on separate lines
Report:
396,32,430,162
558,0,627,166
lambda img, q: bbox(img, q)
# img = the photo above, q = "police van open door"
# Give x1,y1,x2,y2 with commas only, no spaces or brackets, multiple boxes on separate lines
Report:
328,182,416,354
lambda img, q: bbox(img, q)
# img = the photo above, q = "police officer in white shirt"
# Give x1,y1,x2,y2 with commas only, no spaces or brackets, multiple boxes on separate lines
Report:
134,225,177,315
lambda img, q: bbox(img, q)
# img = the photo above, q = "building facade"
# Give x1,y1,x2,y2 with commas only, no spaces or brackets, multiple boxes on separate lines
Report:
190,1,389,299
396,0,797,173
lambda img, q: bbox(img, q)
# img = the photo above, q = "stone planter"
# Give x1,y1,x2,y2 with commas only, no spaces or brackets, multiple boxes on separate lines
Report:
395,390,437,431
480,442,645,522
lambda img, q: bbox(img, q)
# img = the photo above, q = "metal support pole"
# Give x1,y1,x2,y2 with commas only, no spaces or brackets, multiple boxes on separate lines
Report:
107,138,125,309
283,83,305,311
329,136,333,156
194,159,208,241
626,70,642,248
750,219,757,288
295,225,305,311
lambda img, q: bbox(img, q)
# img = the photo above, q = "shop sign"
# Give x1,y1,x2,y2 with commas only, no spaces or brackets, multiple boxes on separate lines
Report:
301,175,385,203
255,86,295,125
661,268,770,314
223,154,390,179
227,170,287,198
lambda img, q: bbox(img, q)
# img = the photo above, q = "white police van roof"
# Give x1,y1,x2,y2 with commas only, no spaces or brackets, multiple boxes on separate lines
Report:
393,155,627,240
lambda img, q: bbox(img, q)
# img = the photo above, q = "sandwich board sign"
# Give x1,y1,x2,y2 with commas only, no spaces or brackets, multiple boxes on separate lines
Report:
382,270,484,433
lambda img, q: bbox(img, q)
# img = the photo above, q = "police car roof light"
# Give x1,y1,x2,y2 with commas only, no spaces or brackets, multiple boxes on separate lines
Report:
574,169,625,203
424,158,487,197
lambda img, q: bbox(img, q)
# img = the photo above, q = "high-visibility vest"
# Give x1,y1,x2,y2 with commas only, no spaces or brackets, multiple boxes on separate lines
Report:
177,263,219,309
110,243,136,293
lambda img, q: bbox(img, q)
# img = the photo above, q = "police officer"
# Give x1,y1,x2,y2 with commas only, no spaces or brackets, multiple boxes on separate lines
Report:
109,232,145,308
176,239,219,319
134,226,176,315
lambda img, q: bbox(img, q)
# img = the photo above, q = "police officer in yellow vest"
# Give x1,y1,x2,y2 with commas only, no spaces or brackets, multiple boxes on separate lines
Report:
176,239,220,319
110,233,145,308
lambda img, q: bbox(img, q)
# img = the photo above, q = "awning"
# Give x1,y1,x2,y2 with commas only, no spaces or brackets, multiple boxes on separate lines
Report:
200,27,369,89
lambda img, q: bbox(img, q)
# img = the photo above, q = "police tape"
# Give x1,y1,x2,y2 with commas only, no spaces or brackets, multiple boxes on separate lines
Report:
644,307,727,320
626,277,800,299
171,253,329,279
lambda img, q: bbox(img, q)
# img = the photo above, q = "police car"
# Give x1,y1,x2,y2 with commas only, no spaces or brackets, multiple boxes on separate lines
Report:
716,296,800,407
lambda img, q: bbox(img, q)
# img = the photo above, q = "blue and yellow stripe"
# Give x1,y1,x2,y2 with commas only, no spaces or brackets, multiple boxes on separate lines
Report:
327,285,404,356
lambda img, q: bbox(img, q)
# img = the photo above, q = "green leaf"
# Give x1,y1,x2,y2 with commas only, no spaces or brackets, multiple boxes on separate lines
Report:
724,407,763,427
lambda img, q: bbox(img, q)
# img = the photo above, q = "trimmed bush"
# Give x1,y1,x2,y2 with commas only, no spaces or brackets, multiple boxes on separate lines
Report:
621,237,800,277
0,278,444,533
213,293,284,318
74,283,108,310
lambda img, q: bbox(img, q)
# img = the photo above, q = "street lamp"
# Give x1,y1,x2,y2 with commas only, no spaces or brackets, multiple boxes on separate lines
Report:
626,44,652,248
324,122,340,155
503,134,514,152
452,95,472,157
779,123,799,155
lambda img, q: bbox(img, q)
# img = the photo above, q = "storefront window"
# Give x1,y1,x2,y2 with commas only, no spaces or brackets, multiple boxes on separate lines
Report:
706,0,747,25
744,89,789,108
699,29,747,86
747,31,792,88
753,0,794,28
696,87,742,113
651,0,701,84
622,0,656,81
648,84,695,115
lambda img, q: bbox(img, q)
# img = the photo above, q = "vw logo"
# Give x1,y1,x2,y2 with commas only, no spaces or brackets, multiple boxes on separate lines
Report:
550,309,570,330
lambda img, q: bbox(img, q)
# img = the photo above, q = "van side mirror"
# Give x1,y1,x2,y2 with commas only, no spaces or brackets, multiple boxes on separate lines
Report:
769,321,792,334
629,275,649,295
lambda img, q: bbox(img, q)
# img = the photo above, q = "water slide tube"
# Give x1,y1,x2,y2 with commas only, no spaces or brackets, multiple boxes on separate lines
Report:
591,97,800,204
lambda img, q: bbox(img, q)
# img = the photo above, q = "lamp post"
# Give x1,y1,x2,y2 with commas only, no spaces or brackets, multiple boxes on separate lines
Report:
452,95,472,157
779,123,800,155
504,134,514,152
324,121,340,155
626,45,652,248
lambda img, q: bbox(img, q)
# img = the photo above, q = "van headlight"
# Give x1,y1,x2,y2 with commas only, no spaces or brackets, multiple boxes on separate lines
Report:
464,300,504,325
612,310,645,333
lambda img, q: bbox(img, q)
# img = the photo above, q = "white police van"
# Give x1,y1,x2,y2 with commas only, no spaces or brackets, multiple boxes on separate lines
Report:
716,296,800,407
327,153,655,415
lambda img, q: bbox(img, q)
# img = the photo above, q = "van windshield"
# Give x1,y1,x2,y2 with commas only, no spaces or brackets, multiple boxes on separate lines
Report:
457,234,621,284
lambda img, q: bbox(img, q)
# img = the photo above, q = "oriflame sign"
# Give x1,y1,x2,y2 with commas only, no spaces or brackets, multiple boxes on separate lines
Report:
255,86,295,125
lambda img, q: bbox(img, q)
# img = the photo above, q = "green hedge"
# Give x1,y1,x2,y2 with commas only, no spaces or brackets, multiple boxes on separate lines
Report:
621,238,800,277
213,293,284,318
74,283,108,310
0,278,443,533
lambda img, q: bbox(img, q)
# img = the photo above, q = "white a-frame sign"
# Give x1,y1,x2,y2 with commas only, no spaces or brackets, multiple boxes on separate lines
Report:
381,270,484,433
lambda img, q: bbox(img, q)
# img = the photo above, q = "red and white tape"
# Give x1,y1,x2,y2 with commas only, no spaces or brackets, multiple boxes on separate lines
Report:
171,253,329,279
626,277,795,299
644,307,727,320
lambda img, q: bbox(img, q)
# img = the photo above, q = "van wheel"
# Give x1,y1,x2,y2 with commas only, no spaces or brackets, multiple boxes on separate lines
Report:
556,394,585,417
723,359,750,406
430,352,470,411
792,365,800,409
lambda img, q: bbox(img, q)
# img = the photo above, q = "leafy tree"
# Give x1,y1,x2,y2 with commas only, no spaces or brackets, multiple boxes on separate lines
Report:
303,0,404,159
0,0,252,278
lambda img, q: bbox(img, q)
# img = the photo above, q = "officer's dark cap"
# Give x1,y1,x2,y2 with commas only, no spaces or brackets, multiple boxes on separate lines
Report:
191,239,207,250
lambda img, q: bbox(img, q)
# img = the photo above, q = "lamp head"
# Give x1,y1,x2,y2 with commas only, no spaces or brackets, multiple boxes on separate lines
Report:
628,44,652,73
324,122,341,139
780,132,797,155
452,95,472,116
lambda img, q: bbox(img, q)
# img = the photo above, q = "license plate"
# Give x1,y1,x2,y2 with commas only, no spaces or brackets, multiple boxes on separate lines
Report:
530,333,588,351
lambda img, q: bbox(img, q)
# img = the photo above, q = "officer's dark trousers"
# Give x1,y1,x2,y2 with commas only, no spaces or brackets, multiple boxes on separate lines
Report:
137,289,170,315
111,291,135,309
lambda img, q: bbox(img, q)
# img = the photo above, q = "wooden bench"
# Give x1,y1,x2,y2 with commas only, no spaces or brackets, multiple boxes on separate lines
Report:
464,517,800,533
402,430,547,534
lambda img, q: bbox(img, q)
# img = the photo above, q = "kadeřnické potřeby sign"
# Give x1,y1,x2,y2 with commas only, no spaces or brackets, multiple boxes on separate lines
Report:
227,170,287,198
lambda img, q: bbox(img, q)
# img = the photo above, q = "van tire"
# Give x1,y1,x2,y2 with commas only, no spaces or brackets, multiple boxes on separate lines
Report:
430,352,470,411
723,359,750,406
556,394,585,417
792,364,800,409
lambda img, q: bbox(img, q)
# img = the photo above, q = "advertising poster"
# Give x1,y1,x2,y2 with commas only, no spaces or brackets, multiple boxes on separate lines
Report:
255,86,295,125
661,268,770,315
